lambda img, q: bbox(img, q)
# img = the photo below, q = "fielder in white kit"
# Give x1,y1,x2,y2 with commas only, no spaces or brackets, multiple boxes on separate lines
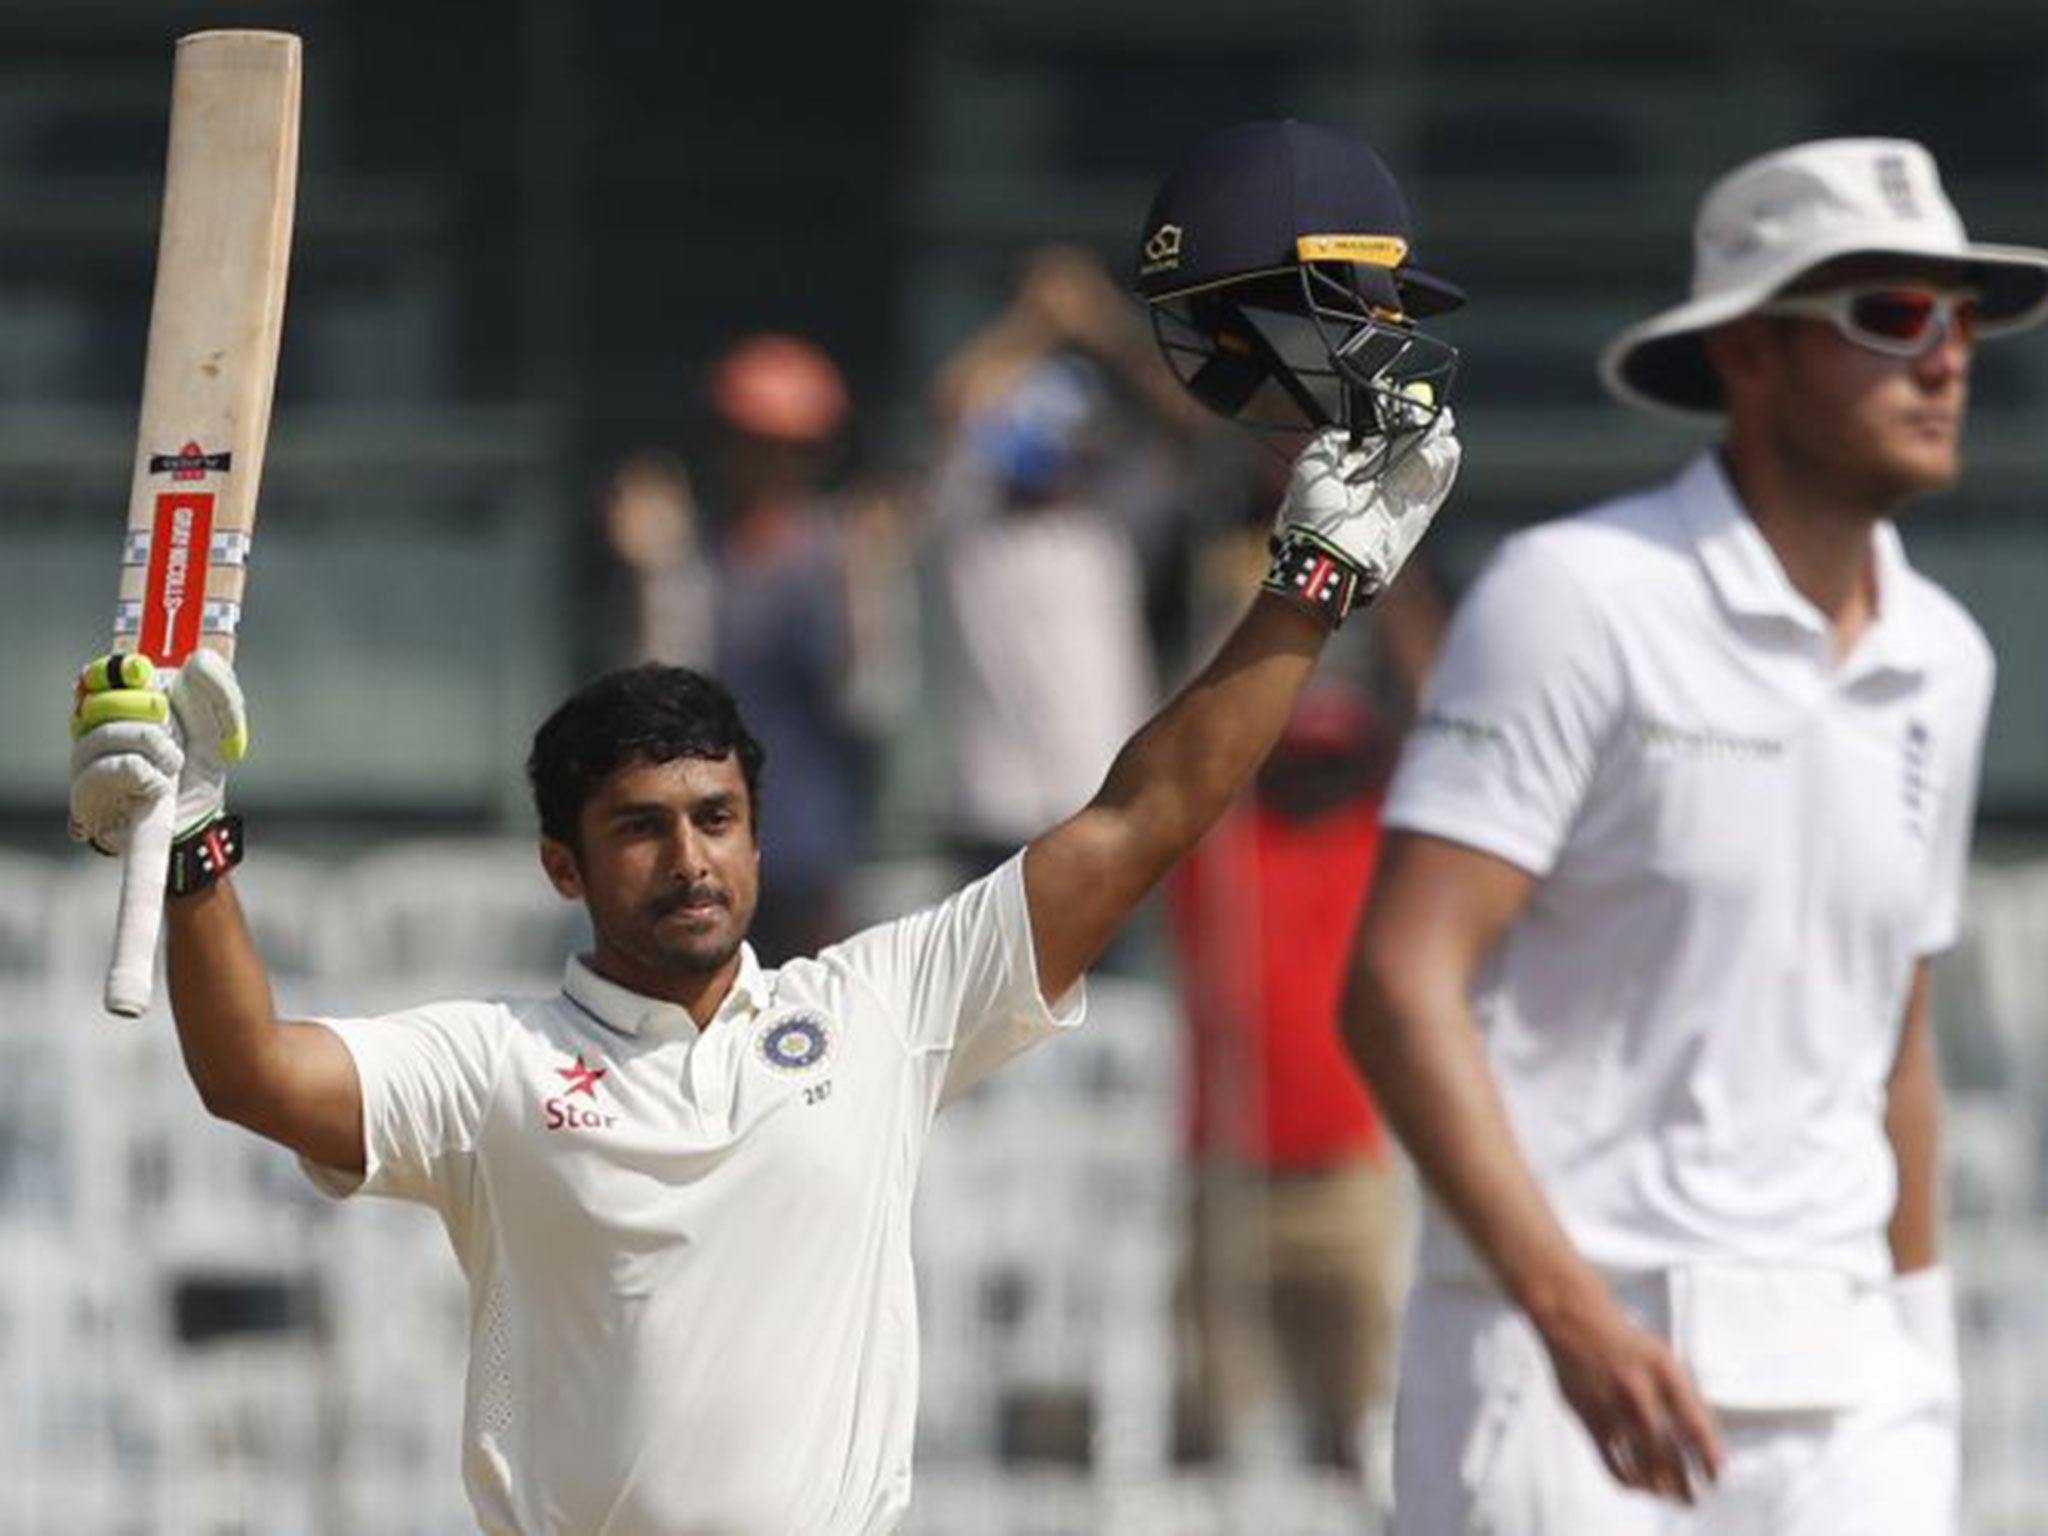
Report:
1345,137,2048,1533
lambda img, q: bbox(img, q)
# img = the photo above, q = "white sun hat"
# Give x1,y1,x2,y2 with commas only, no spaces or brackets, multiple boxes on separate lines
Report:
1600,137,2048,417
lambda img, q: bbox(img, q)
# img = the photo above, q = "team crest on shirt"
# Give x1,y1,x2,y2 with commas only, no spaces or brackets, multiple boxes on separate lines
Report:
757,1011,833,1073
1902,718,1933,840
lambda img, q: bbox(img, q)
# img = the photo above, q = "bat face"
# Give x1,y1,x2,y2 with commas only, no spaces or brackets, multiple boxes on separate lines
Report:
113,29,299,675
100,29,299,1018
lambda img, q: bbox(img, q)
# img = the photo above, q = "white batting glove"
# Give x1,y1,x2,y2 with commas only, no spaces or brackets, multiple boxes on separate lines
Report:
70,650,247,854
1264,408,1461,626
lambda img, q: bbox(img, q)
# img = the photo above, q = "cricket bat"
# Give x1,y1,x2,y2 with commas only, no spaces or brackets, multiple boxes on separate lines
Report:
104,30,300,1017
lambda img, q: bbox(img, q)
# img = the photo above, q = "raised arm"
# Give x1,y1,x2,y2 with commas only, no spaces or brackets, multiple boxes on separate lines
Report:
70,652,363,1172
164,874,363,1171
1344,830,1723,1504
1025,592,1325,998
1024,418,1460,998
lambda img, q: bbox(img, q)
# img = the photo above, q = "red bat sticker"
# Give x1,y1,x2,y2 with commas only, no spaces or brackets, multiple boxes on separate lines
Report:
139,490,214,663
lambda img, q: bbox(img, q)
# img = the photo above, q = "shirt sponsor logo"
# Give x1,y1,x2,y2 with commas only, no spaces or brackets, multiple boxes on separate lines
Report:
1635,716,1785,762
544,1051,619,1131
1413,709,1508,751
758,1012,833,1073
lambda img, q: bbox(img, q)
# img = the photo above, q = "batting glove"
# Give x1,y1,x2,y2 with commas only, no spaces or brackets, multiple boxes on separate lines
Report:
70,650,247,854
1264,408,1461,628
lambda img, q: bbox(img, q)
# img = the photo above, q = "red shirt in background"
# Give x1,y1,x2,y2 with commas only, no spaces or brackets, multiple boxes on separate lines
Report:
1170,795,1388,1170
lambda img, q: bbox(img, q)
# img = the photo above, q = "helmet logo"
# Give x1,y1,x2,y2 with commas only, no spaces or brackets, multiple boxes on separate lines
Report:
1142,223,1184,273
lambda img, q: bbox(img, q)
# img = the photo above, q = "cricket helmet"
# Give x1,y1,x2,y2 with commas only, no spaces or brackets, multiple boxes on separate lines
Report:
1136,121,1463,454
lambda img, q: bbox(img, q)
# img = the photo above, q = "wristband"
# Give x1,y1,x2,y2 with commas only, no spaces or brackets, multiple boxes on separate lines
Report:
168,813,244,897
1262,528,1365,629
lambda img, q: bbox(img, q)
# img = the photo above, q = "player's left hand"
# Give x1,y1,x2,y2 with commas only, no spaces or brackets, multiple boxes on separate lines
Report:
1267,408,1461,624
70,650,247,854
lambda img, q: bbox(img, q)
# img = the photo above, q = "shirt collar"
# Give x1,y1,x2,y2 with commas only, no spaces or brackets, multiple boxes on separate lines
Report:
561,944,771,1041
1674,451,1929,680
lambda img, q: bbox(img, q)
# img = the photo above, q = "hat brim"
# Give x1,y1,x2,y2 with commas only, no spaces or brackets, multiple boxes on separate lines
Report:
1601,239,2048,417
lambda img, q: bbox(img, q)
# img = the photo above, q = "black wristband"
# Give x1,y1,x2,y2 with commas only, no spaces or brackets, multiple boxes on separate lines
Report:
168,813,244,897
1261,528,1364,629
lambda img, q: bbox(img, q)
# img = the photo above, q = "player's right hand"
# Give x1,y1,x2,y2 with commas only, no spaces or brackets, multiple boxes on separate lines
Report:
1266,409,1461,624
1536,1279,1724,1505
69,651,247,854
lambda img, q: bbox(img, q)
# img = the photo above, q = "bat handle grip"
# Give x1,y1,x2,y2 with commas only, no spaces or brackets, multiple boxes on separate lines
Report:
104,795,176,1018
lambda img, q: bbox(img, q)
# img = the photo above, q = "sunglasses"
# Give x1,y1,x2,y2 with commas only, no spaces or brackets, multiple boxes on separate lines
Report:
1757,284,1978,358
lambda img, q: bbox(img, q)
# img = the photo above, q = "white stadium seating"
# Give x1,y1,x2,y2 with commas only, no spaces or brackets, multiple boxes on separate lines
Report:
5,844,2047,1533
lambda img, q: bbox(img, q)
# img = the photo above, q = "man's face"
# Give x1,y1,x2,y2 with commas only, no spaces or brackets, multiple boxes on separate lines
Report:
1752,259,1975,505
543,753,760,997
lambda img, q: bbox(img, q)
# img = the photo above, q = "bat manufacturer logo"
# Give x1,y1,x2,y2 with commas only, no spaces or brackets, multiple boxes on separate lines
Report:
1295,556,1343,602
147,441,233,481
140,490,215,663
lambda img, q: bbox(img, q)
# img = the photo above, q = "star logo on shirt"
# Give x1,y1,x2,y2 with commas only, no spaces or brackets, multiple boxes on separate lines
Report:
557,1053,607,1098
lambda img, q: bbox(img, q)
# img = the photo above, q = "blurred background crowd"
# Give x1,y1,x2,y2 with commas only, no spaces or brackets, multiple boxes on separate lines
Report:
6,1,2048,1532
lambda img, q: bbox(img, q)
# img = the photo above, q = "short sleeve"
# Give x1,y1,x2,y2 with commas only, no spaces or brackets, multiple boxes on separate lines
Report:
1917,640,1995,955
828,852,1085,1105
1384,532,1622,876
299,1000,504,1210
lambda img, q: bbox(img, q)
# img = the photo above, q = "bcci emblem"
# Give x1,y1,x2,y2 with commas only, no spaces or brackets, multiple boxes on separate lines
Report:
1142,222,1183,273
758,1012,833,1073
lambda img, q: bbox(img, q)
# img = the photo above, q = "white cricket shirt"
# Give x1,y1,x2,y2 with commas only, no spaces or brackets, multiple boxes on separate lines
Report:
304,853,1083,1535
1386,453,1992,1285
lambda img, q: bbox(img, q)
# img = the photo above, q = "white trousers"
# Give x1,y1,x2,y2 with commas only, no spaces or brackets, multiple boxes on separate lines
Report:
1390,1275,1958,1536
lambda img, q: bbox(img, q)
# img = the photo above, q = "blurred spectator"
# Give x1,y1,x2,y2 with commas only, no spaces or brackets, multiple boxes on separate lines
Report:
933,244,1213,442
603,332,910,963
925,245,1247,890
1167,678,1407,1488
709,333,870,963
599,447,715,669
927,350,1158,882
934,244,1243,661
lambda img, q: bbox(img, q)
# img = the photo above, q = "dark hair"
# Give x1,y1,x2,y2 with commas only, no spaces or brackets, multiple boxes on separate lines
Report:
527,664,766,846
